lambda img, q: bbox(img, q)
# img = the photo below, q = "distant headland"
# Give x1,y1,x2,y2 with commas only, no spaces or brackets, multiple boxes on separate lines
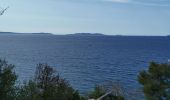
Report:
0,32,53,35
67,33,105,36
0,32,168,37
0,32,108,36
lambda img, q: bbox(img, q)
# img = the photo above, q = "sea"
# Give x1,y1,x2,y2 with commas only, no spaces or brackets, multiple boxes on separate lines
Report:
0,34,170,95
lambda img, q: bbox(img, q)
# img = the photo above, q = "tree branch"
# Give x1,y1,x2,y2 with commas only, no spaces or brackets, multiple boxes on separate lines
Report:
0,6,9,15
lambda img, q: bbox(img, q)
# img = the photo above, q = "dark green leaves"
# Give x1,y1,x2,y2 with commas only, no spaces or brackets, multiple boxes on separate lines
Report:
0,59,17,100
138,62,170,100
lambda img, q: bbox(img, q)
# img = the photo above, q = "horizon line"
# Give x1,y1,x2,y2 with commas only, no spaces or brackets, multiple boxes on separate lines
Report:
0,31,169,37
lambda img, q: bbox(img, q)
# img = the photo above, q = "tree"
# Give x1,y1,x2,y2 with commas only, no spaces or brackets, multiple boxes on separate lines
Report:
0,59,17,100
138,62,170,100
34,63,76,100
16,63,85,100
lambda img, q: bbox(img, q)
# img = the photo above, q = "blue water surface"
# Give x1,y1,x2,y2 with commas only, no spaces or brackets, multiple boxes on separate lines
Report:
0,34,170,94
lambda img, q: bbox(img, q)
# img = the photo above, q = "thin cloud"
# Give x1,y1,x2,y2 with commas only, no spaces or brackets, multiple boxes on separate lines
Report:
132,1,170,7
102,0,170,7
103,0,130,3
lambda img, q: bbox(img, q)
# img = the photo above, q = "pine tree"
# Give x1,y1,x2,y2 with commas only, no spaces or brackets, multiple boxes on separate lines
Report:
138,62,170,100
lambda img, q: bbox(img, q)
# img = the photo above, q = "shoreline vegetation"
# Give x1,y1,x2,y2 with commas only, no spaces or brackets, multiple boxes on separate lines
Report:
0,59,170,100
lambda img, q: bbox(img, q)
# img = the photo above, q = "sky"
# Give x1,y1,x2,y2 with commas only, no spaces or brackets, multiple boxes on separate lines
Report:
0,0,170,35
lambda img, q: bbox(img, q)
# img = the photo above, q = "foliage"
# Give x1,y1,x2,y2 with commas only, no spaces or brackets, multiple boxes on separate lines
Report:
34,63,75,100
89,85,106,99
138,62,170,100
3,59,168,100
88,83,125,100
72,91,86,100
0,59,86,100
16,80,41,100
16,63,85,100
0,59,17,100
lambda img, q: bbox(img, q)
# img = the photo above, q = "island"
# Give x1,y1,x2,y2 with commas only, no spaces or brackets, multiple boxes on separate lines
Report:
0,32,53,35
67,33,105,36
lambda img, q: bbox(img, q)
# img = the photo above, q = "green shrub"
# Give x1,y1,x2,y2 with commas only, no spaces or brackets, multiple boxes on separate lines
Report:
138,62,170,100
34,63,75,100
0,59,17,100
16,80,41,100
88,83,125,100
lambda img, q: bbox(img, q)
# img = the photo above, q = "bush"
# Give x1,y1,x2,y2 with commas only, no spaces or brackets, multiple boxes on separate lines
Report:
138,62,170,100
0,59,78,100
16,80,41,100
0,59,155,100
72,91,86,100
88,82,125,100
0,59,17,100
34,63,76,100
89,85,106,99
15,63,85,100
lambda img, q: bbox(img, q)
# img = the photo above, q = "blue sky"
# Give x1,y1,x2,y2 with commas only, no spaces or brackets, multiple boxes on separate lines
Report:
0,0,170,35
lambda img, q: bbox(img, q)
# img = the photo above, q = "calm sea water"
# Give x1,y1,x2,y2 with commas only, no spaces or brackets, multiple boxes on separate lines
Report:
0,34,170,94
